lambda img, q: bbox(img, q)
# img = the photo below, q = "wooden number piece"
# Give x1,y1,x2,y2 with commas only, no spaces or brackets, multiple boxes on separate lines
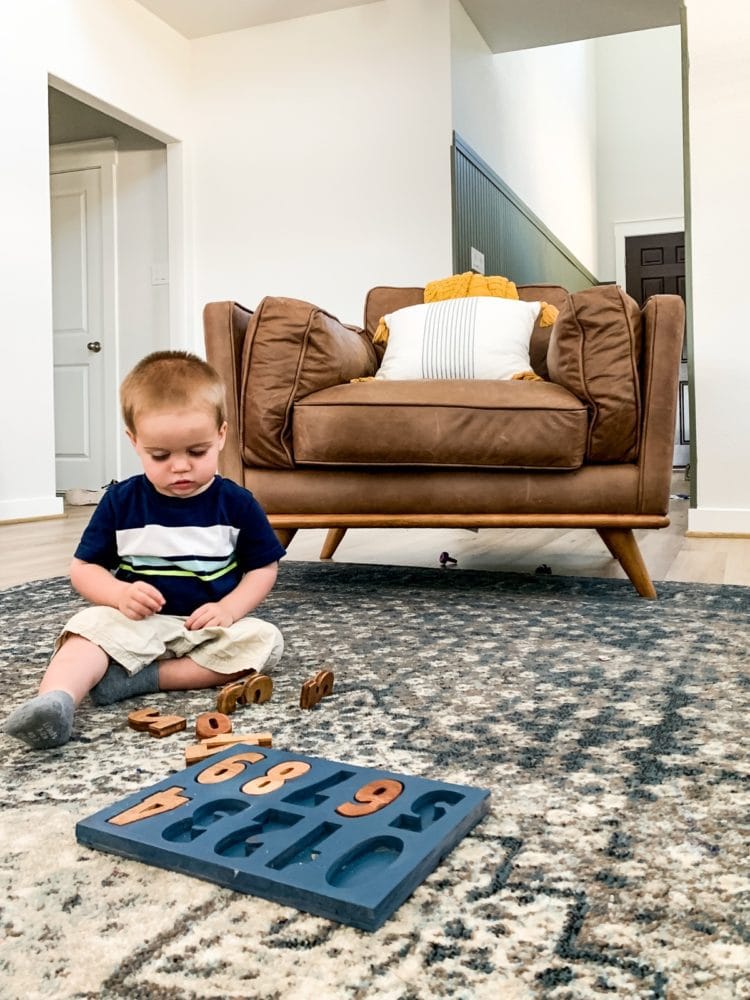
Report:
314,669,334,697
201,732,273,750
239,674,273,705
241,760,311,796
195,711,232,740
216,680,246,715
299,669,335,709
108,786,190,826
147,715,187,738
128,706,186,738
196,750,266,784
335,778,404,817
186,731,273,764
127,707,162,732
185,743,223,765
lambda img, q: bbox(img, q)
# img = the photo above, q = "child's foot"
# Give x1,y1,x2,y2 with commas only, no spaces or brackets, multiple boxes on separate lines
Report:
3,691,75,749
89,660,160,706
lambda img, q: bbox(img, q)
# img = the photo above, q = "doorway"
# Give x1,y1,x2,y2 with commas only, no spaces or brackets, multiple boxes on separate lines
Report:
615,218,687,470
48,86,171,494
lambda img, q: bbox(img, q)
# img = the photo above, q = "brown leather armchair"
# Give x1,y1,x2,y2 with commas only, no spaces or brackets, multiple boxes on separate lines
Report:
204,283,684,598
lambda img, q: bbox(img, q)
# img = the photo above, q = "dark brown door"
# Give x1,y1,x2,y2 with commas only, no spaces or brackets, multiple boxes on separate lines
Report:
625,232,688,468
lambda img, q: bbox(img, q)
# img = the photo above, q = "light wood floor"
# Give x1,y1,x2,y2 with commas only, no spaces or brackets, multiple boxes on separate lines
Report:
1,472,748,591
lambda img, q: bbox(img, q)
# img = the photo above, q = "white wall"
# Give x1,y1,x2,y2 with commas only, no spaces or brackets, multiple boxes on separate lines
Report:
684,0,750,531
450,0,598,275
190,0,454,327
117,148,172,479
595,27,684,281
0,0,190,521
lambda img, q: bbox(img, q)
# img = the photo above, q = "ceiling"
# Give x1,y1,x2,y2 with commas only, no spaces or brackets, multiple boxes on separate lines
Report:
134,0,681,50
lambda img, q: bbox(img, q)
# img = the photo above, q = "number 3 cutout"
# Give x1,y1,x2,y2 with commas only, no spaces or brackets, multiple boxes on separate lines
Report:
335,778,404,817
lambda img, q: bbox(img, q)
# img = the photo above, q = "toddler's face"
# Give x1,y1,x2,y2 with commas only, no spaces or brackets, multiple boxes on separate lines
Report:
128,407,227,498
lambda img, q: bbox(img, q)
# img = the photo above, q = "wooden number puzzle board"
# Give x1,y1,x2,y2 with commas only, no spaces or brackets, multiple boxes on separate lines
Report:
76,745,490,931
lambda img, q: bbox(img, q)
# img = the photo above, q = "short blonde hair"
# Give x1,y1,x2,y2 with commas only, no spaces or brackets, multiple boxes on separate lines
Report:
120,351,227,434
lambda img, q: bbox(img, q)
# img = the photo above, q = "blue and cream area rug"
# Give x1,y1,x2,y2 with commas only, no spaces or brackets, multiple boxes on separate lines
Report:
0,563,748,999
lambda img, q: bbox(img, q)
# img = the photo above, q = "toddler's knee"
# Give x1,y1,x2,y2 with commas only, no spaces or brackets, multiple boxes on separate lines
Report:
65,605,126,634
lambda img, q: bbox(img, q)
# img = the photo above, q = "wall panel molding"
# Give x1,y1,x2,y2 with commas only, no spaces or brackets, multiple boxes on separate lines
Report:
451,134,597,290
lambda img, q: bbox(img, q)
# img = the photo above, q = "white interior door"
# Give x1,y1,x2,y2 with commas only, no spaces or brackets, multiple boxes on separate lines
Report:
51,166,107,491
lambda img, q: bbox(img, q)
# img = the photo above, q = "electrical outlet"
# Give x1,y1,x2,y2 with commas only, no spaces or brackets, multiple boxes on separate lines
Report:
470,247,485,275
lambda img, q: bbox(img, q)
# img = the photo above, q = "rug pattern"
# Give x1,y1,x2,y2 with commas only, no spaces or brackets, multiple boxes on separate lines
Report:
0,564,748,999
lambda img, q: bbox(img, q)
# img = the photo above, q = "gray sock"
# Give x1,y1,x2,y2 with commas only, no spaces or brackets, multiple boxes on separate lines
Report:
89,661,160,706
4,691,75,750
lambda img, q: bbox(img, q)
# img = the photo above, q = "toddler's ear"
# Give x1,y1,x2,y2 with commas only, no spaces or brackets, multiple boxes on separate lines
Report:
217,421,228,450
125,429,137,447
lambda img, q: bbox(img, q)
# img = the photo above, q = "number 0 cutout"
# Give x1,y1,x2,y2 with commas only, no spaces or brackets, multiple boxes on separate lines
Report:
335,779,404,817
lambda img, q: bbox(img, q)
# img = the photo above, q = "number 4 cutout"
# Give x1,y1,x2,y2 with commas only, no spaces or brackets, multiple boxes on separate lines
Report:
108,786,191,826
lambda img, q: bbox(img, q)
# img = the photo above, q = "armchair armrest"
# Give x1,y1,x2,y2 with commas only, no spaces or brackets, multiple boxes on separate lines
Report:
637,294,685,513
203,301,253,485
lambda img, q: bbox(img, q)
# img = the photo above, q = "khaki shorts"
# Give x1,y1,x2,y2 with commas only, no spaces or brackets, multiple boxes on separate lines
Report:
56,606,284,677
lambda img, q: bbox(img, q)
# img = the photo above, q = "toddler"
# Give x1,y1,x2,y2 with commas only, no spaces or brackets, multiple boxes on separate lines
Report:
4,350,286,750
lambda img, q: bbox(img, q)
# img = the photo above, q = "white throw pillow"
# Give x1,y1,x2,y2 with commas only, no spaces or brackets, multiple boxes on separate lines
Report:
375,296,541,380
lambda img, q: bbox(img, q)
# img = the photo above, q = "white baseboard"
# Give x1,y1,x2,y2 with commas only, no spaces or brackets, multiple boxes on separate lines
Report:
688,507,750,536
0,495,64,523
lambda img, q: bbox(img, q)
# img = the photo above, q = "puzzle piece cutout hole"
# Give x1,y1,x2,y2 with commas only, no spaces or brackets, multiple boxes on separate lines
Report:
268,821,342,871
162,798,249,843
215,808,302,858
326,836,404,889
390,790,465,833
282,769,356,807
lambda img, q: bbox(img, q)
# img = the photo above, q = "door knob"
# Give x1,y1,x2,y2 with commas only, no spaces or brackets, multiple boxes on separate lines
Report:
87,341,102,353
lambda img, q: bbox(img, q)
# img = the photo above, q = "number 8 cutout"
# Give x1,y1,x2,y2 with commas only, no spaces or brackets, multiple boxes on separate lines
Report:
241,760,311,795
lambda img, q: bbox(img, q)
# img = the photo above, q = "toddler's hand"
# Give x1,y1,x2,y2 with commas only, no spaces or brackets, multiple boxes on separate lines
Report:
185,603,233,630
118,581,165,620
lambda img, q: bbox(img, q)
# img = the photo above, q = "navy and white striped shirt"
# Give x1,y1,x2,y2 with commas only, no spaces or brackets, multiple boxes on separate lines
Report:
74,475,285,616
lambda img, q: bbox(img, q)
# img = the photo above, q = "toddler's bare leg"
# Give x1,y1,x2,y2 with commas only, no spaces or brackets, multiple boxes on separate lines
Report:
157,657,251,691
39,635,109,705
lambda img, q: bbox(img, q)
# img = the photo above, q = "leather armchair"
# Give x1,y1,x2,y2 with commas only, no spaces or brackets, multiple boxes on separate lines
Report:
204,283,684,598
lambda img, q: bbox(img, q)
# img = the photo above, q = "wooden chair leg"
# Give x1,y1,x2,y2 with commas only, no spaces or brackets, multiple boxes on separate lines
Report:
275,528,297,549
597,528,657,599
320,528,347,560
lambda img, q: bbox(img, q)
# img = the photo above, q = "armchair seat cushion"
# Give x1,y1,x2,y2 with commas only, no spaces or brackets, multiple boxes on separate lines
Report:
292,379,588,469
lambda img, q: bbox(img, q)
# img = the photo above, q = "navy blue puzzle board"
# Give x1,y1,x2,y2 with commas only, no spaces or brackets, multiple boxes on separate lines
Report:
76,745,490,931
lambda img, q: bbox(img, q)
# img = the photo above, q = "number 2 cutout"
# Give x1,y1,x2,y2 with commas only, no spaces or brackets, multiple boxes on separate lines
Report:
335,779,404,817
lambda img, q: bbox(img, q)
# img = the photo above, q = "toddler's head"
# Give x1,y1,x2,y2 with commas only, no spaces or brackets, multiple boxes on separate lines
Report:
121,351,226,434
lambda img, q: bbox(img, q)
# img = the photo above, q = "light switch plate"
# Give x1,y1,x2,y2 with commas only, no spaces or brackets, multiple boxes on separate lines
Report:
470,247,485,275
